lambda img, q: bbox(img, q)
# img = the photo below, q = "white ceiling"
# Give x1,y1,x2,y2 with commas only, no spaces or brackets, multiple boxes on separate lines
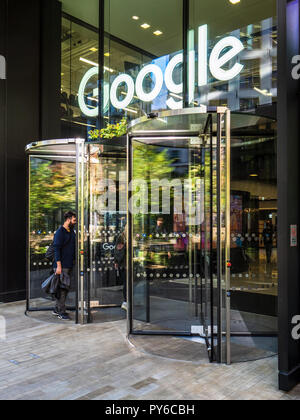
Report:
61,0,276,57
60,0,99,28
105,0,183,57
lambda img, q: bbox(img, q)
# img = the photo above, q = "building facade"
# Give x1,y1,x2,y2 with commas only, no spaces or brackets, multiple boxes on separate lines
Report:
0,0,299,391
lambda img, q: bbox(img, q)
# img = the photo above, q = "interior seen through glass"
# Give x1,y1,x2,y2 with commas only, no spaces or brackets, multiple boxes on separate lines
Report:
27,109,277,362
29,153,76,310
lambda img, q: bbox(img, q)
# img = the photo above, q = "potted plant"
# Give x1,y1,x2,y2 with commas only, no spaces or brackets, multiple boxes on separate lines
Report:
88,117,128,141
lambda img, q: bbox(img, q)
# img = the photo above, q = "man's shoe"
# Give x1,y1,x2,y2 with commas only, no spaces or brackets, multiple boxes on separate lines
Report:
52,309,59,317
121,302,128,311
58,313,71,321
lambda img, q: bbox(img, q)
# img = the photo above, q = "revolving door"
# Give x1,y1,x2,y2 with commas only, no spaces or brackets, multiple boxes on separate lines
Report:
127,108,231,363
26,138,127,324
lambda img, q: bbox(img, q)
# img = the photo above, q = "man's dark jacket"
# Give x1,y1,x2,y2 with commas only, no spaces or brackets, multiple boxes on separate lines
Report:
53,226,76,269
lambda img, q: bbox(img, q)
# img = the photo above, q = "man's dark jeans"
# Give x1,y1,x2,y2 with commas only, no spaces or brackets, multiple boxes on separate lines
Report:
55,268,72,314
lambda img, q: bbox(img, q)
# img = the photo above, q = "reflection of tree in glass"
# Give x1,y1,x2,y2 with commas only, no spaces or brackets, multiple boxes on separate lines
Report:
30,160,76,233
133,144,174,268
133,144,174,225
133,144,174,181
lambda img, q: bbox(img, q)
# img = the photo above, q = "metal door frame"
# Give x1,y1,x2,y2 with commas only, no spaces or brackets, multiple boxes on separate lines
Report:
76,141,128,324
126,107,231,364
25,139,80,316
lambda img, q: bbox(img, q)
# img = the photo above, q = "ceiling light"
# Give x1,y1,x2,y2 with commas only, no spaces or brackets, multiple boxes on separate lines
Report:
170,93,183,100
153,30,163,36
80,57,115,73
124,107,138,114
141,23,151,29
121,91,139,100
249,174,258,177
229,0,241,4
132,16,139,20
80,57,98,67
104,66,115,73
61,119,97,129
254,87,273,97
90,47,98,52
104,52,110,57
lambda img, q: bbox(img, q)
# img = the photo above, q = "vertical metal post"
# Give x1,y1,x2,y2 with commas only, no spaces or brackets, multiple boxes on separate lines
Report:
76,139,85,325
127,134,133,336
183,0,189,108
80,142,85,325
216,112,222,363
26,155,30,312
209,115,214,362
75,142,80,324
225,109,231,365
87,145,91,324
188,147,193,305
98,0,105,129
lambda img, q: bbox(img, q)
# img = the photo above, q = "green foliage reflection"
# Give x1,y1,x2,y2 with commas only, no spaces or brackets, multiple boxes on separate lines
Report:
30,159,76,255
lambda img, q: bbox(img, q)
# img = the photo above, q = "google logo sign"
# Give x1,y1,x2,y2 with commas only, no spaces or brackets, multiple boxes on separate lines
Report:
78,25,245,117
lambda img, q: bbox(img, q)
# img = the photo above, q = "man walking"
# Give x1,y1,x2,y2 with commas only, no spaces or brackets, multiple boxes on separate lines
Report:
53,211,76,320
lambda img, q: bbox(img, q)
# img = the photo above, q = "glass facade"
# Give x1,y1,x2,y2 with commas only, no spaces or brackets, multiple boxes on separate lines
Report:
104,0,183,121
189,0,277,111
31,0,278,357
28,143,77,311
61,14,99,138
27,139,127,323
128,109,230,363
127,110,277,362
100,0,277,121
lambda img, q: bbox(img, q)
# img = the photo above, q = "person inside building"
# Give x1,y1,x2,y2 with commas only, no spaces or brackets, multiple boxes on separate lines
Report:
114,225,127,311
53,211,76,320
263,220,274,265
150,217,172,266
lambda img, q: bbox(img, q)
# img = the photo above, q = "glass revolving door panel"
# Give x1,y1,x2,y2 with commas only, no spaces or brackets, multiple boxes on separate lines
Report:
130,136,207,334
85,142,127,323
27,141,77,313
128,109,230,366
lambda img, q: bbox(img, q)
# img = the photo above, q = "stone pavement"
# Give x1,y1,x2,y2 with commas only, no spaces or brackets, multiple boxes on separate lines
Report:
0,301,299,400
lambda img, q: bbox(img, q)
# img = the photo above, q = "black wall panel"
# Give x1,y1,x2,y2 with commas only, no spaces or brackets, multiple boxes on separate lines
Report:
0,0,7,300
0,0,61,302
5,0,41,302
277,0,300,391
40,0,62,139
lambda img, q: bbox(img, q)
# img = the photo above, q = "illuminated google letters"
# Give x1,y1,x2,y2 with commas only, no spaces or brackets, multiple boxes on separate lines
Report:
78,25,245,116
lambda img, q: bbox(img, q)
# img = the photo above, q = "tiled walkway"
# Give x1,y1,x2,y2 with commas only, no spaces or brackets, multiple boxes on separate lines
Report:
0,301,299,400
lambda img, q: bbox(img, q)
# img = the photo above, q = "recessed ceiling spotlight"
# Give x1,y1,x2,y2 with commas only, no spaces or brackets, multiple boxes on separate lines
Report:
229,0,241,4
153,30,163,36
141,23,151,29
90,47,98,52
132,16,139,20
104,52,110,57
